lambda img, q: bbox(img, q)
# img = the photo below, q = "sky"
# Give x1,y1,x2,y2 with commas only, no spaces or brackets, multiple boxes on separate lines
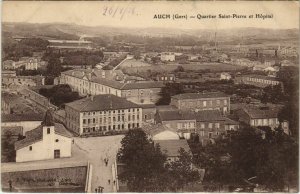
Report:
2,1,299,29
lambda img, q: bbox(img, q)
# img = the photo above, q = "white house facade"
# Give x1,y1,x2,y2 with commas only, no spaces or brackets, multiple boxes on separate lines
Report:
15,112,73,162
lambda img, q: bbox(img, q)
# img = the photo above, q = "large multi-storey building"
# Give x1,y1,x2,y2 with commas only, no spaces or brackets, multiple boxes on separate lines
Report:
235,104,289,135
155,110,196,139
65,94,142,135
60,69,164,105
234,74,282,88
194,110,239,144
155,109,238,143
170,92,230,114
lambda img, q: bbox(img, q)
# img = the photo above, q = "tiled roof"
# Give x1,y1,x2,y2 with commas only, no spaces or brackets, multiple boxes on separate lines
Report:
54,109,66,117
1,126,23,136
2,93,36,113
156,105,178,111
158,110,195,121
2,92,22,105
243,106,281,119
62,69,165,90
2,113,44,122
120,81,165,90
194,110,225,122
154,139,191,157
91,77,124,89
15,123,73,150
223,117,239,125
143,124,177,137
139,104,156,109
65,94,140,112
172,92,229,100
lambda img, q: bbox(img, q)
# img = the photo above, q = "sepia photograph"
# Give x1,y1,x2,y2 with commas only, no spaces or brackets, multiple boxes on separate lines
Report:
1,1,299,193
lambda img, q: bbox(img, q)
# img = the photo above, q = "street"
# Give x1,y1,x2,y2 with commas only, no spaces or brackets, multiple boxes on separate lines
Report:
74,135,124,193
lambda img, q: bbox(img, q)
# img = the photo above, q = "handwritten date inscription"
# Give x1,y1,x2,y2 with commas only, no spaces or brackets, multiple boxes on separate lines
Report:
102,6,137,20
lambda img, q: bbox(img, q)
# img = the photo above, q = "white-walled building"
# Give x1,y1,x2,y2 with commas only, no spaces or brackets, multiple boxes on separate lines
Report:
65,95,142,136
160,52,176,62
15,110,73,162
143,124,180,141
60,69,164,105
220,72,232,80
236,105,290,135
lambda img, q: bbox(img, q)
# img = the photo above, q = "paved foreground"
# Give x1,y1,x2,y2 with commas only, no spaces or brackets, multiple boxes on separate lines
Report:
2,135,124,193
74,135,124,193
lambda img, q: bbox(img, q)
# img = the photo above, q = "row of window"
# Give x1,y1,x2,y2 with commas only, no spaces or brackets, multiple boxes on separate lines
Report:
199,122,220,129
65,75,117,95
82,109,140,116
180,99,228,107
82,123,140,133
175,122,222,130
177,122,195,129
250,118,278,126
159,76,174,81
245,77,279,85
198,131,221,138
65,75,156,98
83,114,140,124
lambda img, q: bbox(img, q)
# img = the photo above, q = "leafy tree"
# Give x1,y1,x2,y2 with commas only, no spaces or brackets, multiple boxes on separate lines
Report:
156,83,184,105
190,125,298,191
118,129,201,192
2,37,49,61
166,148,200,191
39,84,82,108
132,51,141,60
46,57,63,77
117,128,167,192
174,65,185,72
1,131,16,162
151,56,160,64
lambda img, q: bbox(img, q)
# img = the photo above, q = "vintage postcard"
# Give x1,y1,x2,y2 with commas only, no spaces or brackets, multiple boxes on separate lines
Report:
1,1,299,193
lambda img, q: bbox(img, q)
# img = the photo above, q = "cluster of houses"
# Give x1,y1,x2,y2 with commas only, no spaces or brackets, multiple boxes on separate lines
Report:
1,56,46,89
2,56,47,71
1,43,294,167
1,70,45,88
2,86,290,164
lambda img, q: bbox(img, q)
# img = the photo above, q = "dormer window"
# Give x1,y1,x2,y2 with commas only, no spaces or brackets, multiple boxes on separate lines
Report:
47,128,50,134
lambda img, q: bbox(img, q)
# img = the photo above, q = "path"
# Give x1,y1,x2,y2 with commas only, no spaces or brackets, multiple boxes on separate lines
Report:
74,135,124,193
